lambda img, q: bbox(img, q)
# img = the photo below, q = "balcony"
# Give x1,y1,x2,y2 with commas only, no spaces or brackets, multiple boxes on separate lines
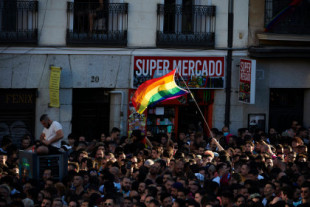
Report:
66,2,128,46
156,4,215,48
264,0,310,34
0,0,38,44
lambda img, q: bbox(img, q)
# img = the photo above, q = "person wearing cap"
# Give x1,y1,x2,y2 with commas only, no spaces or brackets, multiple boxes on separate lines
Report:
144,159,155,168
249,193,262,204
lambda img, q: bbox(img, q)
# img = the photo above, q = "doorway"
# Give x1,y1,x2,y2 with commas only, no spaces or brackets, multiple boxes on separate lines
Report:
178,104,206,134
269,88,304,133
72,88,110,141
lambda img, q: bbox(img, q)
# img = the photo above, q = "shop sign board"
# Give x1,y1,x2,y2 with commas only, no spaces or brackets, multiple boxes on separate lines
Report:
238,59,256,104
132,56,225,89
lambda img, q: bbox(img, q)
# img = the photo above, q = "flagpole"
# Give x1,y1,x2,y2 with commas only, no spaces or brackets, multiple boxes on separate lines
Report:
177,74,215,139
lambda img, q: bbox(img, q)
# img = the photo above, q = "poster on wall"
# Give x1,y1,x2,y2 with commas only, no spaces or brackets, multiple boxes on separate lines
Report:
132,56,225,89
238,59,256,104
49,66,62,108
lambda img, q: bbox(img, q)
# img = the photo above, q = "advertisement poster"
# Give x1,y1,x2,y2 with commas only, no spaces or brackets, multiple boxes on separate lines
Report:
132,56,225,89
238,59,256,104
127,89,147,137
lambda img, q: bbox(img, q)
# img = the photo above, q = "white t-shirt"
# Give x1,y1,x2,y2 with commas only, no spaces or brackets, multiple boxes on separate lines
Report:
43,121,62,148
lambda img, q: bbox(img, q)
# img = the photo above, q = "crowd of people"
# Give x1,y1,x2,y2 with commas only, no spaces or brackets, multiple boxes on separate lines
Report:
0,114,310,207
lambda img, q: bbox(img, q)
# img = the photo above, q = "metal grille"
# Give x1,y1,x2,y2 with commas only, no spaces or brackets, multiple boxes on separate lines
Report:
157,3,216,48
0,0,38,44
19,151,68,183
0,89,36,146
66,2,128,46
264,0,310,34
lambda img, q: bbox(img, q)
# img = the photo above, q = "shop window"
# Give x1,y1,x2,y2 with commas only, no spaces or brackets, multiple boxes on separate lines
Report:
147,107,175,135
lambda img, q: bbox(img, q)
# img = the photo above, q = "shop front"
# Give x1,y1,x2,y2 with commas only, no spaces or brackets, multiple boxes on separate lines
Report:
128,55,225,137
0,89,36,145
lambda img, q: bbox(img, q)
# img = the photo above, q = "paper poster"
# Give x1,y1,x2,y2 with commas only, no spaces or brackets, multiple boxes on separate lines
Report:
238,59,256,104
155,107,164,115
49,66,62,108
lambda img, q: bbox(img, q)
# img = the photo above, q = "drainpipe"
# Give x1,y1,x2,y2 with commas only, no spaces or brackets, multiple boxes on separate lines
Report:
109,91,125,135
225,0,234,127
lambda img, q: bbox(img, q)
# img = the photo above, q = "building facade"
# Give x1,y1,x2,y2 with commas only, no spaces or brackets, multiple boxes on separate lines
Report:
0,0,308,144
248,0,310,133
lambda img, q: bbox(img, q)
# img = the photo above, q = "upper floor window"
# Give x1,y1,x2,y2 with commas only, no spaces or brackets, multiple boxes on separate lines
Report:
157,0,216,48
0,0,38,44
66,0,128,46
265,0,310,34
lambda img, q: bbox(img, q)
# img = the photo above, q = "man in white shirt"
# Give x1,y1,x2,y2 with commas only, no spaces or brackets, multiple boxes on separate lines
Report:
37,114,64,154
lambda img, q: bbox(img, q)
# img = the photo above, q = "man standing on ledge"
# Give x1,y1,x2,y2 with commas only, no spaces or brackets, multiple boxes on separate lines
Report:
37,114,64,154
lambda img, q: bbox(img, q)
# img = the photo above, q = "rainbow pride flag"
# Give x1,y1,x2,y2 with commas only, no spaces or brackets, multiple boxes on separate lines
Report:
132,69,188,114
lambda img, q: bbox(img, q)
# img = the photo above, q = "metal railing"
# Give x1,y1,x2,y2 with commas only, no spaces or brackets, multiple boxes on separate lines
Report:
265,0,310,34
157,4,215,48
67,2,128,46
0,0,38,44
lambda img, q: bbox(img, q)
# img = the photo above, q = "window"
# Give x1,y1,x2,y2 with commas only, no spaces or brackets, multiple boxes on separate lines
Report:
265,0,310,34
66,0,128,46
157,0,215,48
0,0,38,44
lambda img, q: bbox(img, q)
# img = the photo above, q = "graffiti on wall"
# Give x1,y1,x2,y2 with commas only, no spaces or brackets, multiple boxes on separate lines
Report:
0,120,31,146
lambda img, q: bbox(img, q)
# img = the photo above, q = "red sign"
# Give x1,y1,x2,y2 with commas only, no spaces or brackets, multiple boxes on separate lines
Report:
132,56,225,89
239,59,256,104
